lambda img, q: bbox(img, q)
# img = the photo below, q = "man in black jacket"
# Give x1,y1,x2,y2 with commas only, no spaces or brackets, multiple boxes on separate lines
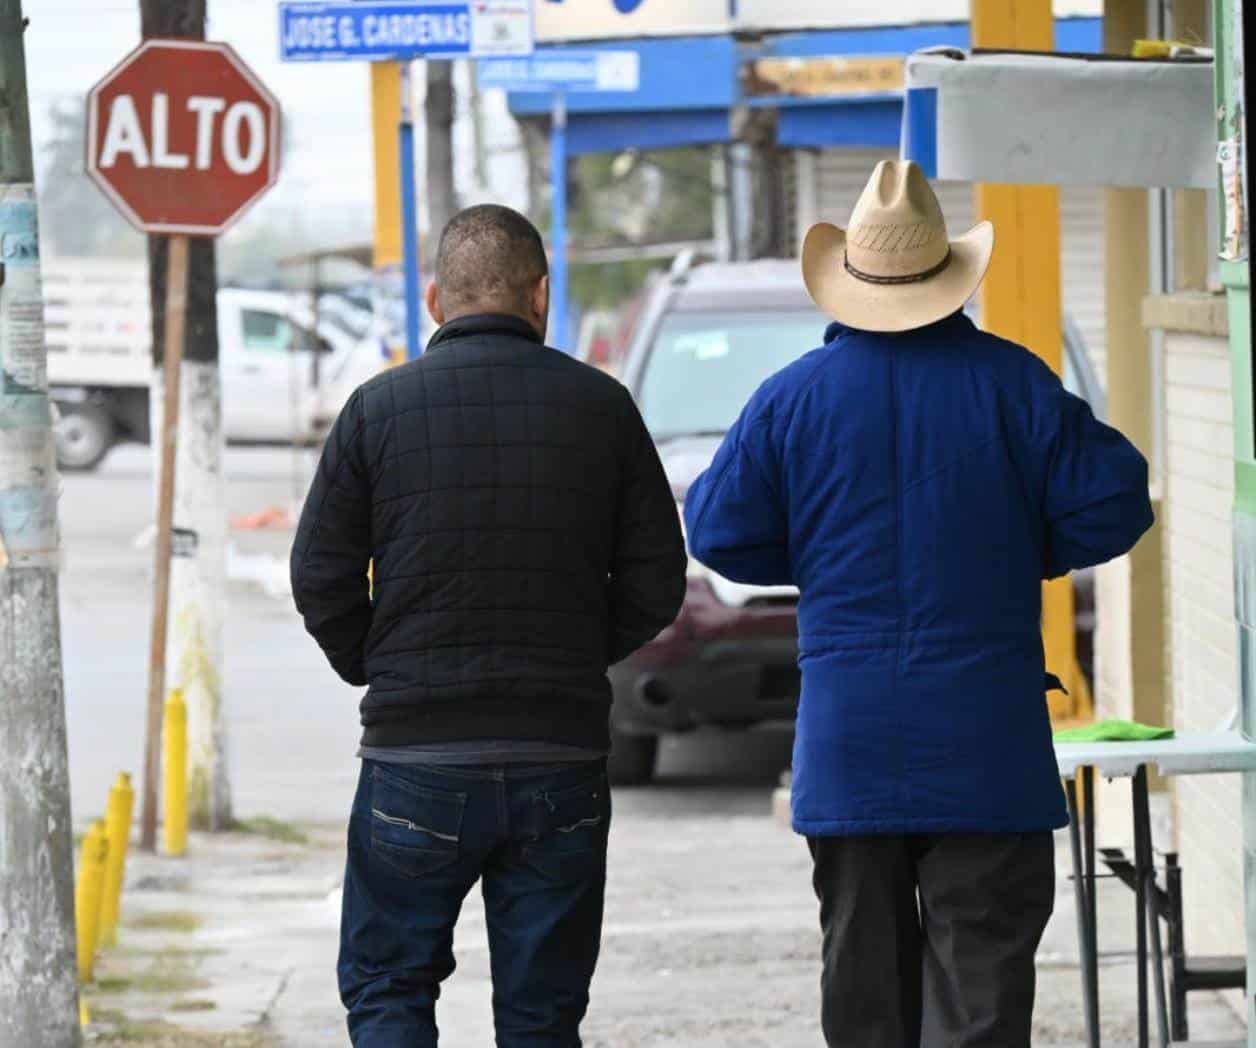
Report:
291,204,686,1047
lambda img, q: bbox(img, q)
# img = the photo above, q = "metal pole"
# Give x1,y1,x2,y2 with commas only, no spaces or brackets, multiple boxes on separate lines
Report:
550,90,568,350
399,61,422,360
140,233,189,852
0,2,82,1041
1065,778,1100,1048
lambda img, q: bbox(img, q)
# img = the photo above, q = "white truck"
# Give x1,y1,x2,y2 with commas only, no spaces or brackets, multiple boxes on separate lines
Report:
44,258,386,470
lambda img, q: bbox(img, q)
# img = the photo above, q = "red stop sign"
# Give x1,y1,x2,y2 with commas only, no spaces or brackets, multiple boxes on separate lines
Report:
86,39,281,236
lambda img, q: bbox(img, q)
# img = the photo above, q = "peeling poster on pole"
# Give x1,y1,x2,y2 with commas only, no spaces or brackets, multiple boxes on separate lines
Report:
0,185,46,394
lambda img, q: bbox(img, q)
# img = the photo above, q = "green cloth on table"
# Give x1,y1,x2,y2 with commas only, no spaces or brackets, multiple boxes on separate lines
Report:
1053,719,1175,743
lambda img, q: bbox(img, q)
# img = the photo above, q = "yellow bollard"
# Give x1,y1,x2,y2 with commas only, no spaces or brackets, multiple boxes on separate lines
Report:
74,820,109,983
79,997,90,1028
99,772,134,947
163,689,188,857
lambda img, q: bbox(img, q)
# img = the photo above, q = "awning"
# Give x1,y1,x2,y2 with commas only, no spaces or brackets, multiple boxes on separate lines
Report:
901,48,1216,188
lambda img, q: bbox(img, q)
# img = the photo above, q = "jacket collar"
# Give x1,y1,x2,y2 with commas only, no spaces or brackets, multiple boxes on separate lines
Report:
824,309,974,345
426,313,544,353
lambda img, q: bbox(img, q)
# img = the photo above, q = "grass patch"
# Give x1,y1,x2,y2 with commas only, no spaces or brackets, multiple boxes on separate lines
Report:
108,944,220,961
169,998,216,1013
95,976,133,994
93,1023,270,1047
94,945,210,997
124,911,202,933
229,815,309,846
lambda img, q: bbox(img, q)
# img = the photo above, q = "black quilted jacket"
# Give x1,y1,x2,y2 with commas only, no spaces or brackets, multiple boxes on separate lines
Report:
290,313,687,750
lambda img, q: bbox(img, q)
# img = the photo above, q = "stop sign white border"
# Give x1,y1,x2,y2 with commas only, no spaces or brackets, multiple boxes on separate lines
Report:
86,38,282,236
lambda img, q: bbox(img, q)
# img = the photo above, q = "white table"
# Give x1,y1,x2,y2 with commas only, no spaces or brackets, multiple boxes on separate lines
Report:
1054,733,1256,1048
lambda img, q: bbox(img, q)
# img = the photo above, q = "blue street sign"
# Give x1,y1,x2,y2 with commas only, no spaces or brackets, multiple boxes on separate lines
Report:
278,1,532,63
478,50,641,93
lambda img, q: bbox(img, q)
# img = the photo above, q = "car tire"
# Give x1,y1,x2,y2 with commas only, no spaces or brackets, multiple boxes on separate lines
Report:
55,403,114,472
607,728,658,786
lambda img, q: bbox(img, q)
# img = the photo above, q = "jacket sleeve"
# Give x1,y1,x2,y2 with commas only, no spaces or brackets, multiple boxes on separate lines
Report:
683,405,791,586
1031,365,1155,578
290,390,373,685
607,393,688,665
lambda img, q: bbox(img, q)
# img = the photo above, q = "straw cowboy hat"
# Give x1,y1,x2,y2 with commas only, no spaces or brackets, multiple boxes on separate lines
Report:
801,159,994,333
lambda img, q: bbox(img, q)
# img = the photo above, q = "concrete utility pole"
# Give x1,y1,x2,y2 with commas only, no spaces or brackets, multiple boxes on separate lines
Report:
139,0,233,833
425,59,457,252
0,1,83,1043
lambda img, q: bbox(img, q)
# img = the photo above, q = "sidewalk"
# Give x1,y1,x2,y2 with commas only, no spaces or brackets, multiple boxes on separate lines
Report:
84,798,1247,1047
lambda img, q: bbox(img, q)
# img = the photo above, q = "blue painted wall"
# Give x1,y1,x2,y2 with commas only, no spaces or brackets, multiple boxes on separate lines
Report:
506,17,1103,153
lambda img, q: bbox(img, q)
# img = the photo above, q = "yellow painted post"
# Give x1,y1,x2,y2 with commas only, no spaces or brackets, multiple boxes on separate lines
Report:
99,772,134,948
371,62,408,366
163,689,188,857
74,821,109,983
970,0,1092,724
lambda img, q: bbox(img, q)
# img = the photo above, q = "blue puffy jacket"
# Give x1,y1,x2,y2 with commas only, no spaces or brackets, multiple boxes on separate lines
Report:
684,312,1154,836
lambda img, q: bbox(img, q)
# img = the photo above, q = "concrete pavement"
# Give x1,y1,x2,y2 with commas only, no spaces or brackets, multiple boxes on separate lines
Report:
86,767,1247,1047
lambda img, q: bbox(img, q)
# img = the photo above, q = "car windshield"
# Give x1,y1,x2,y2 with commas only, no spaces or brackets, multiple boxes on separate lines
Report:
639,310,826,438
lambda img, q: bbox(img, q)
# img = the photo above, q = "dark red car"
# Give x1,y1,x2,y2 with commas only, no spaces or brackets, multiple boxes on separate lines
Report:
607,258,822,783
605,257,1103,784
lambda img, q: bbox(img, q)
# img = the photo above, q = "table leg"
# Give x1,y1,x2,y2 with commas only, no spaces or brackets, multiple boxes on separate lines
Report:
1132,766,1151,1048
1067,776,1100,1048
1082,765,1100,1037
1146,865,1170,1047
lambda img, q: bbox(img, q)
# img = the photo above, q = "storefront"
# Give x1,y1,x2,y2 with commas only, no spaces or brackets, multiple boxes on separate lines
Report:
506,10,1109,372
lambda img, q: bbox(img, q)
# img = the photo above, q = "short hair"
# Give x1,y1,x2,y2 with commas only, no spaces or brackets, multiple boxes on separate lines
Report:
435,204,548,315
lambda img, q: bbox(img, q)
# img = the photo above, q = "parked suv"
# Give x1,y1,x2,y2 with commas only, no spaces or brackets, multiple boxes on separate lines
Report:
608,255,1105,785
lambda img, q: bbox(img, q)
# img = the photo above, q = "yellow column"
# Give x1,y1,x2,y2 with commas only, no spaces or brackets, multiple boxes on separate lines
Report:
98,772,134,948
74,821,109,983
372,63,404,269
163,689,188,857
970,0,1090,723
372,63,408,366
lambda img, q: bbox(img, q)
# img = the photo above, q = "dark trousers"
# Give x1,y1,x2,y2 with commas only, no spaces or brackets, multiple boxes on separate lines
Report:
808,832,1055,1048
339,759,611,1048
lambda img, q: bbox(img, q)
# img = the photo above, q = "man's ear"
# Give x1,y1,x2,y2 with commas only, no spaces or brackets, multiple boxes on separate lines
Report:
425,280,445,327
531,274,550,326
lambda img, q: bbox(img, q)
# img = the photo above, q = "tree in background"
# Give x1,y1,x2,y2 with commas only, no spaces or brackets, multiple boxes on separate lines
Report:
566,146,717,310
37,101,142,258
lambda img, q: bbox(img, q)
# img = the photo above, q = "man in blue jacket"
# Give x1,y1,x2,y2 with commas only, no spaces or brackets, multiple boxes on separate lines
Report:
684,160,1153,1047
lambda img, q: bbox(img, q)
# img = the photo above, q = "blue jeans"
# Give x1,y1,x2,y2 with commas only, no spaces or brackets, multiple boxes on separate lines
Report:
339,759,611,1047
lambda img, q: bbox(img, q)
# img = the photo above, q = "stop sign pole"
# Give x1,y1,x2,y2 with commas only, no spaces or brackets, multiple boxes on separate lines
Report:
86,39,280,851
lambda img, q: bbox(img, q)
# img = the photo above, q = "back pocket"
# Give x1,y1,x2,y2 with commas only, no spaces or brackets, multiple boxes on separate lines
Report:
522,772,610,884
369,766,467,879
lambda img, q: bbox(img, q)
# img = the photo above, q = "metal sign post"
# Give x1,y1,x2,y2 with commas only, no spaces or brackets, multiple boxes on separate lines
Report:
399,63,422,359
550,90,568,349
86,39,282,851
143,234,187,851
478,50,641,351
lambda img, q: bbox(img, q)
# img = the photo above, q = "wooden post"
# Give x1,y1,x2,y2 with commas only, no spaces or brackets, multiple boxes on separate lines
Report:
140,234,189,852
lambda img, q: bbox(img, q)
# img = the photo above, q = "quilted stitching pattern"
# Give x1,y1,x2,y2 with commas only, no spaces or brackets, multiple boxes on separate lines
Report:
292,314,687,750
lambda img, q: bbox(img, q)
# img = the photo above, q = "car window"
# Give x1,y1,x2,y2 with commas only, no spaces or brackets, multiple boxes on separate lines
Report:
639,310,825,438
241,308,325,354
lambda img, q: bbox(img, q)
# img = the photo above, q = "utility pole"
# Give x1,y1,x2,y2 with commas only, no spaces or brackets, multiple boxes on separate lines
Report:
0,1,83,1043
139,0,233,833
425,59,457,254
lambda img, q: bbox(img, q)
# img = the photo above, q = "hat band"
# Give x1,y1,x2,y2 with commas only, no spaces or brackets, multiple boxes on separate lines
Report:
843,247,952,286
